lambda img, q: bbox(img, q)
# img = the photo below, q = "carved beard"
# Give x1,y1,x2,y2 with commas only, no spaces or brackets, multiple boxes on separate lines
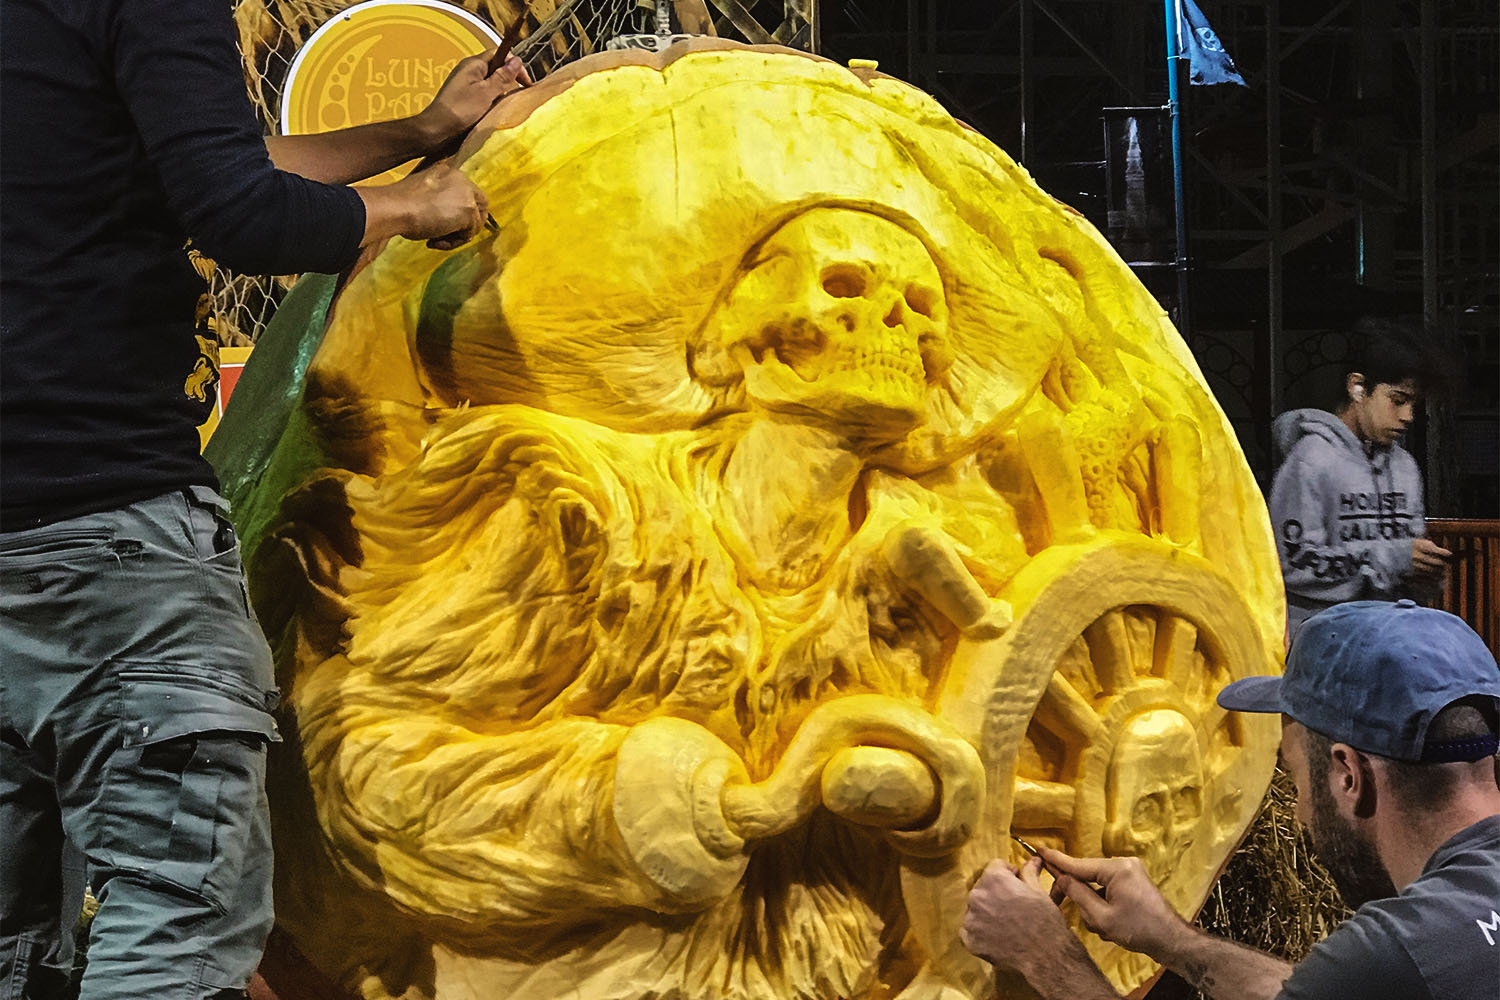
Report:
661,818,912,999
273,405,933,999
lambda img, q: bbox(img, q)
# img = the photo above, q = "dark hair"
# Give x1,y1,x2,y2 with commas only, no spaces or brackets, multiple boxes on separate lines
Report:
1334,316,1456,410
1305,697,1500,811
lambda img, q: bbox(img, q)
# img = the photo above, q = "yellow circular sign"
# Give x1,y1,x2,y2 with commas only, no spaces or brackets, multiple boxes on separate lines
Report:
281,0,502,182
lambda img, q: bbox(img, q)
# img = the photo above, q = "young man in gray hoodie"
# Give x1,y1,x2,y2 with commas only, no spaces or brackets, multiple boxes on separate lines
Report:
1268,320,1451,637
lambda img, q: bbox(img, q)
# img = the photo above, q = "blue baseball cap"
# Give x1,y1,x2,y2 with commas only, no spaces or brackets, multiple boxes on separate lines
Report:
1217,600,1500,762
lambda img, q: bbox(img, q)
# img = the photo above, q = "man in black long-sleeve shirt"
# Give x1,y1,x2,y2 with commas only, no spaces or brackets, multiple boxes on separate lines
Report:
0,0,523,994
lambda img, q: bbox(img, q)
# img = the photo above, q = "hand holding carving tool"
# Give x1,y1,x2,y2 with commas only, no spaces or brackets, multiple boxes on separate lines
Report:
413,11,530,223
487,13,529,79
1010,834,1051,871
472,15,528,235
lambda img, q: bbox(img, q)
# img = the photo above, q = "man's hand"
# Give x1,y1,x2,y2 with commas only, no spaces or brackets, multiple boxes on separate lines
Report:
358,164,488,250
1410,537,1452,579
266,51,527,188
1042,850,1191,961
961,856,1124,1000
996,851,1290,1000
416,51,530,150
961,857,1071,972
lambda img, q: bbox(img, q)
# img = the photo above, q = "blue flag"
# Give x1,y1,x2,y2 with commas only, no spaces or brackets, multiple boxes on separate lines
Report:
1181,0,1246,86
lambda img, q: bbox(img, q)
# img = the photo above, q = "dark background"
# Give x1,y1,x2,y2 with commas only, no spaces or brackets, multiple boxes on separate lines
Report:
815,0,1498,516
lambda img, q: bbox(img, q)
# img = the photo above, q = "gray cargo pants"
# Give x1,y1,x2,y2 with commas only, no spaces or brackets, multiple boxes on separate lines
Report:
1,487,279,999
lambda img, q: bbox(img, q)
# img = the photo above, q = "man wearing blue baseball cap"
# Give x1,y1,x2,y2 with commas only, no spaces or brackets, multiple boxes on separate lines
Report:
961,600,1500,1000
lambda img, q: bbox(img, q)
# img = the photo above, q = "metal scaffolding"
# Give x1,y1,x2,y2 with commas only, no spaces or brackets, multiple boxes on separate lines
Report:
824,0,1498,515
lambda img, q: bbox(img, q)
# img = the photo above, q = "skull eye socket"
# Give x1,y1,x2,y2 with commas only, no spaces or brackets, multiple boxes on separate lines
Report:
1131,794,1165,830
821,265,868,299
760,320,827,367
904,285,939,318
1172,786,1202,822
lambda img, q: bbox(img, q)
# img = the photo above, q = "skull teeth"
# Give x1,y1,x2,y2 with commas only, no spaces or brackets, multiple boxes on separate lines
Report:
849,348,923,383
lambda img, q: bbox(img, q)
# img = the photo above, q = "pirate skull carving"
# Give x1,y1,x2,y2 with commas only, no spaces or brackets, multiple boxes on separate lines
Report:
210,41,1286,1000
1103,709,1206,880
701,208,953,439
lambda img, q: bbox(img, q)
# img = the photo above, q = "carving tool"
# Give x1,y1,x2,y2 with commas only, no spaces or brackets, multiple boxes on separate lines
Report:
1011,834,1064,880
487,13,529,79
417,13,527,172
475,14,531,234
417,12,526,243
967,835,1061,891
1012,834,1107,891
1011,834,1046,862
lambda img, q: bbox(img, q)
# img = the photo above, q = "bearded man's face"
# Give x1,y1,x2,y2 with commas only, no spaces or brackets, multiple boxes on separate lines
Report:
1293,725,1398,910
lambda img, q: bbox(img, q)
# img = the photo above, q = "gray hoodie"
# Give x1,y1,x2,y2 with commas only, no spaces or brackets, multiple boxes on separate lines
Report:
1268,409,1426,623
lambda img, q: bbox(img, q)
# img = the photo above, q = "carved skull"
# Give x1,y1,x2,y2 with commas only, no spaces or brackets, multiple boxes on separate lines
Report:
1103,709,1205,880
701,208,953,440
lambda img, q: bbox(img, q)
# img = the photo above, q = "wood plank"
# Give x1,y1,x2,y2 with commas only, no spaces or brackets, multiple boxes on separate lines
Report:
1158,616,1199,691
1083,611,1136,695
674,0,717,35
1036,673,1105,745
1012,777,1076,828
1426,519,1499,655
1223,204,1357,269
705,0,774,43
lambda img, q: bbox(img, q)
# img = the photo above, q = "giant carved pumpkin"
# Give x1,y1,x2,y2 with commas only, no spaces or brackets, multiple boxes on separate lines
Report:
212,40,1283,1000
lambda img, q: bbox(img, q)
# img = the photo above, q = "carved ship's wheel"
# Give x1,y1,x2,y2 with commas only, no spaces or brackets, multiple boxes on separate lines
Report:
903,533,1278,999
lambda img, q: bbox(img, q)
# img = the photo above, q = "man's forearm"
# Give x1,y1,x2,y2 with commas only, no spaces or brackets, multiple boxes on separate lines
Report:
266,116,442,186
1012,929,1127,1000
1001,920,1289,1000
1153,925,1292,1000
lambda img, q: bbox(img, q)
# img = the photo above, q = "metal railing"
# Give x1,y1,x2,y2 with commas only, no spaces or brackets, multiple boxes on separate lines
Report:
1426,518,1499,655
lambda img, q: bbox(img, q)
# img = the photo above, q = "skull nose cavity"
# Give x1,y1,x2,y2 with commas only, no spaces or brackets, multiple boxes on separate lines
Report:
882,302,903,328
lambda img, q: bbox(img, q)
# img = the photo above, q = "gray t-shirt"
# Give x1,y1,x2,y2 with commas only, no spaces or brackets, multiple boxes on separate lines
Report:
1278,815,1500,1000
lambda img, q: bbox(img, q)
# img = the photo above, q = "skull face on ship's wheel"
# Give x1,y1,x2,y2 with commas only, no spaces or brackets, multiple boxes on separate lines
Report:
212,41,1284,1000
1106,709,1207,879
